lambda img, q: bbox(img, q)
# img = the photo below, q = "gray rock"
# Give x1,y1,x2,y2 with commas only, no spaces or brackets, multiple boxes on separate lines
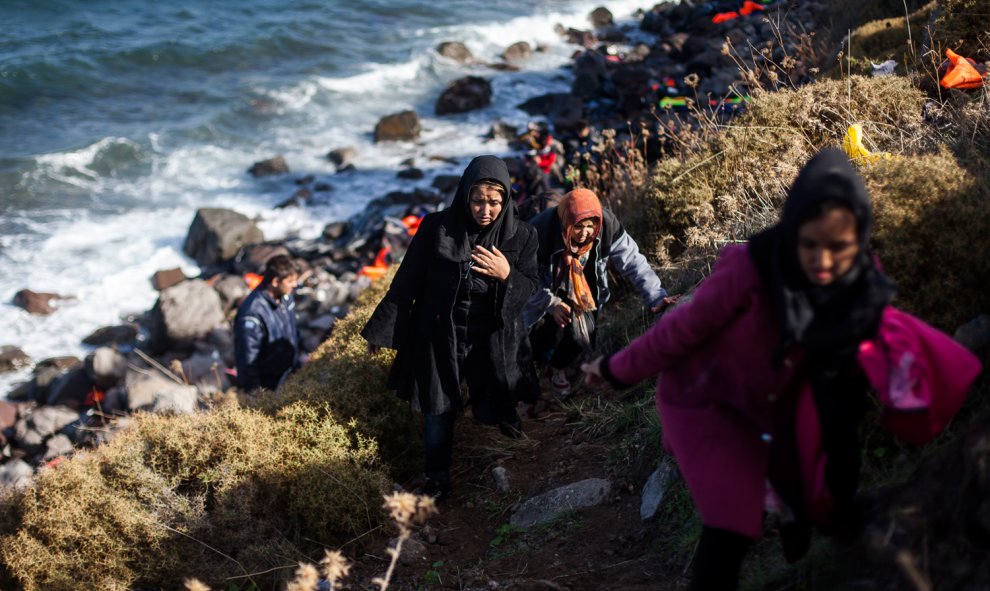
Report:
431,175,462,193
510,478,612,528
0,459,34,489
43,434,74,461
502,41,533,62
81,324,139,347
248,155,289,177
327,146,357,167
183,208,265,267
374,110,421,142
149,279,226,349
19,405,80,440
180,352,229,394
395,537,429,566
86,347,128,389
213,274,251,313
232,243,292,275
397,167,425,180
0,346,31,374
437,41,474,64
436,76,492,115
153,383,199,415
125,370,196,412
306,314,337,333
487,121,518,140
492,466,510,493
640,460,678,520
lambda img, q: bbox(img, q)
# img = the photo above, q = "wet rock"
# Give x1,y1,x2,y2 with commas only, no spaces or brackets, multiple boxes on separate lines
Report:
564,27,597,48
152,267,188,291
313,182,333,192
86,347,128,389
248,155,289,177
572,50,609,98
322,221,349,241
436,76,493,115
0,459,33,489
12,289,69,315
6,382,31,402
32,356,81,401
148,280,226,352
510,478,612,528
589,6,613,27
517,93,585,131
437,41,474,64
327,146,357,167
485,62,520,72
374,110,421,142
213,274,251,313
233,243,292,275
295,174,315,185
46,367,93,409
502,41,533,62
82,324,139,347
397,167,425,180
183,208,265,267
487,121,518,140
276,187,313,209
0,346,31,374
43,434,74,461
640,460,678,520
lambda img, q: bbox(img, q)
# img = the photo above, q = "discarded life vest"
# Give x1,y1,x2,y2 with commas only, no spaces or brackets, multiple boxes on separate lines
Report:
401,214,422,236
841,123,891,165
940,48,988,90
244,272,263,290
359,243,392,280
712,0,765,23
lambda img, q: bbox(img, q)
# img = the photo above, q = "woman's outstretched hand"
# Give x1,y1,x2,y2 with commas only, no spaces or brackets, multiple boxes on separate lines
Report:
581,356,609,389
471,245,510,282
650,295,680,314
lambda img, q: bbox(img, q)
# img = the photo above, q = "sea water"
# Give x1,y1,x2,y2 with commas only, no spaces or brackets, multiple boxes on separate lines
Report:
0,0,655,393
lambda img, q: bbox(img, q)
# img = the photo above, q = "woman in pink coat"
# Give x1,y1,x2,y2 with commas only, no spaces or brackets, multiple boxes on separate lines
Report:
583,149,980,590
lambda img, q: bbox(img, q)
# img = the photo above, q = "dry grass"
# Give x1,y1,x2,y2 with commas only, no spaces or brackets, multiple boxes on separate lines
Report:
260,270,422,474
0,405,389,590
931,0,990,58
847,2,936,65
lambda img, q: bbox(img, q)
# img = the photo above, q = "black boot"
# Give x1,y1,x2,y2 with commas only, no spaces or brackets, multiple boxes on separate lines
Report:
688,526,752,591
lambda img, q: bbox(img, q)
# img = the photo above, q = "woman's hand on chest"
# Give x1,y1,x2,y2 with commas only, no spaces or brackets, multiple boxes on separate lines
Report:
471,245,511,282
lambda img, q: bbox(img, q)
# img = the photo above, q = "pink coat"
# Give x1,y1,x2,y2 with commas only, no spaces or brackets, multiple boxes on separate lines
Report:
608,244,981,538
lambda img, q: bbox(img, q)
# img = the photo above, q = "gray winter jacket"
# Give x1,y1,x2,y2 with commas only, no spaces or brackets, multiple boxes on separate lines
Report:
522,206,666,328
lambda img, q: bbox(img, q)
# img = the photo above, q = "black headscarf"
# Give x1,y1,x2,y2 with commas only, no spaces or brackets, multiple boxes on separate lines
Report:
436,155,517,263
751,148,896,538
749,148,895,360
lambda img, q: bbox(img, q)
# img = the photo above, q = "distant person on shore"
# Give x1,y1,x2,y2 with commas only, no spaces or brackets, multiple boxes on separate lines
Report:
582,149,980,590
521,188,670,399
361,155,538,500
234,254,302,392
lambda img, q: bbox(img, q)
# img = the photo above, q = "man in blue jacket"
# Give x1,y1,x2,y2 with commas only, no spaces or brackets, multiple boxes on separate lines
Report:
234,254,301,391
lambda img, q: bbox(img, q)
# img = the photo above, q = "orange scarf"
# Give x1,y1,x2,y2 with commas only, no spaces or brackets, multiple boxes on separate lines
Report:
558,189,602,314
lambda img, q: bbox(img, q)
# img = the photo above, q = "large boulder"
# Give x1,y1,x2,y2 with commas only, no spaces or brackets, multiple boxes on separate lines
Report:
0,346,31,374
213,274,251,313
436,76,493,115
326,146,357,167
436,41,474,64
247,155,289,177
15,405,80,442
12,289,69,315
180,352,230,394
148,279,226,351
510,478,612,528
232,243,291,275
502,41,533,62
183,208,265,267
0,460,33,489
572,50,609,99
374,110,421,142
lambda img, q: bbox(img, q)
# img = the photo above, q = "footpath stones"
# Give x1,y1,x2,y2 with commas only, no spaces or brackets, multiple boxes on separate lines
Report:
510,478,612,528
640,460,678,520
184,208,265,267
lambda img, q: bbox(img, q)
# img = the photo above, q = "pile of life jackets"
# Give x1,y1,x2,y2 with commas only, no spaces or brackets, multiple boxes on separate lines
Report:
713,0,769,24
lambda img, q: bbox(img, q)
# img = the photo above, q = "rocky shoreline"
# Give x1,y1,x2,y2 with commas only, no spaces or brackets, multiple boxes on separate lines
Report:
0,0,825,487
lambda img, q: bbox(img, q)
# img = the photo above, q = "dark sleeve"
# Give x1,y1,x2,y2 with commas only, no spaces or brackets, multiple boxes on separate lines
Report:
234,313,265,391
599,352,633,390
499,225,540,322
360,214,436,349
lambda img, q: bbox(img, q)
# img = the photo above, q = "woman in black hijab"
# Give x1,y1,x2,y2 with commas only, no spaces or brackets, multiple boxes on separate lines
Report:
362,155,539,499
